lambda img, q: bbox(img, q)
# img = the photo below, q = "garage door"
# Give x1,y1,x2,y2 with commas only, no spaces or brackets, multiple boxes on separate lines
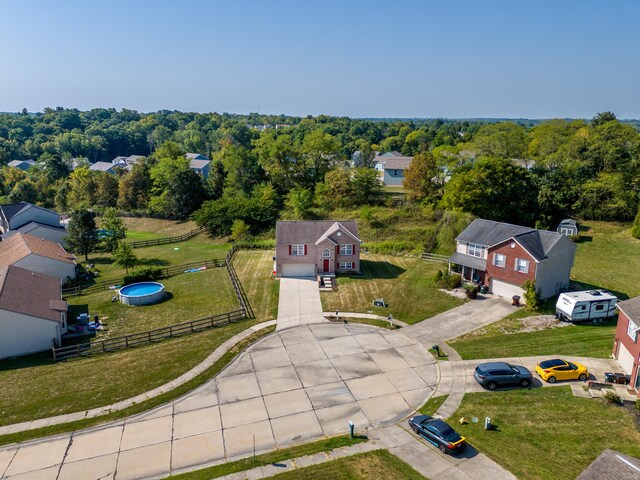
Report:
617,343,635,375
281,264,315,277
490,279,525,303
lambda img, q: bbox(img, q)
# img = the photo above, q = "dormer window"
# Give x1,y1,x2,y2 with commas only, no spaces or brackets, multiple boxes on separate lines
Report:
467,243,484,258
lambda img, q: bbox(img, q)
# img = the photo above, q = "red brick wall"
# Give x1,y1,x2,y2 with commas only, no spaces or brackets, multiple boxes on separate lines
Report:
485,240,536,286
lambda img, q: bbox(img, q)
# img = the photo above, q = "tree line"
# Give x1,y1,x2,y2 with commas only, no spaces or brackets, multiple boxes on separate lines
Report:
1,108,639,239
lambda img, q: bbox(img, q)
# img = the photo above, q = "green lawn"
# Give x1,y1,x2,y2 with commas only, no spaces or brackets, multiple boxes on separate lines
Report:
418,395,449,416
67,268,238,337
572,220,640,299
270,450,425,480
0,319,261,427
82,233,230,281
321,253,463,324
168,435,368,479
450,320,616,359
453,387,640,480
121,217,198,239
232,250,279,321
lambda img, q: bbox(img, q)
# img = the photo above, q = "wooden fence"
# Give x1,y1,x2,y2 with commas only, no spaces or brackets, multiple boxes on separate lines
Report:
125,226,207,248
226,246,254,318
52,309,246,361
421,252,449,263
62,258,225,296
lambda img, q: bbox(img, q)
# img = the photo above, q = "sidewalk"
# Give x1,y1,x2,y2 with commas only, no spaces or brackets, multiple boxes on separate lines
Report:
0,320,277,436
177,424,516,480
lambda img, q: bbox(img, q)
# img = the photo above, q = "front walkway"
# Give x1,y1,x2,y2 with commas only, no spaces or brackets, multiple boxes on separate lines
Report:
276,277,325,330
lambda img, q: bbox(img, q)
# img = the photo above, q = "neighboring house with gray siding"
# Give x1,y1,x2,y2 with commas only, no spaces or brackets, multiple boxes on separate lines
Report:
275,221,361,277
0,202,61,234
0,232,76,282
374,153,413,185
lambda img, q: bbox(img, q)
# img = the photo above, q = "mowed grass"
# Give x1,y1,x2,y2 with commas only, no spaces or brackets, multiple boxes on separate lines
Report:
121,217,198,240
67,268,238,337
232,250,279,321
450,318,617,360
571,220,640,299
270,450,426,480
0,319,260,427
321,253,463,324
83,234,230,280
169,435,368,480
453,387,640,480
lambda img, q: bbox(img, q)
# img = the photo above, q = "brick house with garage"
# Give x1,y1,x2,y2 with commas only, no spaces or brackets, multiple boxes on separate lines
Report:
449,218,576,303
275,221,361,277
612,297,640,397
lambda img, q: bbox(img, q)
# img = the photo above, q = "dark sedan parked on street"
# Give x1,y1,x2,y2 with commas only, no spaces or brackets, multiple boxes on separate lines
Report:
474,362,533,390
408,414,466,454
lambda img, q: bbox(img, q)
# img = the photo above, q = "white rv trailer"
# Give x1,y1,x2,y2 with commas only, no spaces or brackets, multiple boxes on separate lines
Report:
555,290,618,323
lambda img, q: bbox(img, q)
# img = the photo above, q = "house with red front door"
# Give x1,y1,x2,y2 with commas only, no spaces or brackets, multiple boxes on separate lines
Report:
612,297,640,397
449,218,576,303
275,221,361,277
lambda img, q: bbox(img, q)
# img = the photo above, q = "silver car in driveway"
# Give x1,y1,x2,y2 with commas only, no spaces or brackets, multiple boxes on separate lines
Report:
474,362,533,390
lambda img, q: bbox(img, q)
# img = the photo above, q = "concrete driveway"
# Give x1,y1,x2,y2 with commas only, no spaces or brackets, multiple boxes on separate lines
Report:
0,323,437,480
402,295,516,345
276,277,324,330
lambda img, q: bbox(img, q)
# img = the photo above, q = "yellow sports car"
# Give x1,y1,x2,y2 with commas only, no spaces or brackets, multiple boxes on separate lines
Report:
535,359,589,383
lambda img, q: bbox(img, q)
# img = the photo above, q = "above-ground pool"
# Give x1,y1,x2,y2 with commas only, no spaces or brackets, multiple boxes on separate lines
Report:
119,282,166,306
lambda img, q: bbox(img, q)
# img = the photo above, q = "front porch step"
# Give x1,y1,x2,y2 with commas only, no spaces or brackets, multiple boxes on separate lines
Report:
319,275,335,291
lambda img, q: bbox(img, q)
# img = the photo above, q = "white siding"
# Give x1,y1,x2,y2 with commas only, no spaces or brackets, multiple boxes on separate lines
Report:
9,207,60,230
0,310,62,359
535,236,576,299
14,255,76,282
617,343,635,375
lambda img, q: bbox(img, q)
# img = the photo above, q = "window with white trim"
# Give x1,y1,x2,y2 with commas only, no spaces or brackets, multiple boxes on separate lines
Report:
494,253,506,268
467,243,484,258
515,258,529,273
628,319,639,342
291,244,305,256
340,244,353,255
322,249,330,258
339,262,353,270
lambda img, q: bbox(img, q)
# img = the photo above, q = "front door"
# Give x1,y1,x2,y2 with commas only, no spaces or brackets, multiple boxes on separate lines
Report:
323,259,330,273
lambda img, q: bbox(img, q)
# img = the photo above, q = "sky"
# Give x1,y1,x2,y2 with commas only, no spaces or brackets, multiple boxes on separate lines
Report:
0,0,639,118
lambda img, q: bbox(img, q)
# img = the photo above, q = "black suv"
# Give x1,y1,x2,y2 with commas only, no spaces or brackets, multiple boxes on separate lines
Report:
474,362,533,390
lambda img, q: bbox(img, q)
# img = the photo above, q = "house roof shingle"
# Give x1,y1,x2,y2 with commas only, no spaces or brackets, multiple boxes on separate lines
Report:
380,157,412,170
576,449,640,480
185,153,209,160
0,265,65,322
0,232,76,267
89,161,117,172
276,221,360,246
189,159,211,169
456,218,571,262
617,297,640,324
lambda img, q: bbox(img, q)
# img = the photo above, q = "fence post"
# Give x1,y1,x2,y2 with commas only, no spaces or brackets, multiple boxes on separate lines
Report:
52,348,57,361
